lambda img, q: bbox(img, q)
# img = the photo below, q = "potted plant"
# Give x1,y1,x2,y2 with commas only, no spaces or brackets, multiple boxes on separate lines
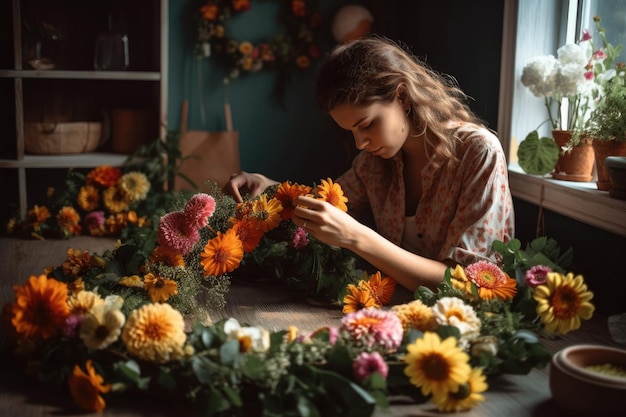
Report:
572,16,625,190
519,23,596,181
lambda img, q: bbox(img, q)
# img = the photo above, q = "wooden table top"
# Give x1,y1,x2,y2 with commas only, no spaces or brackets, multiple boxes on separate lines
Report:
1,237,624,417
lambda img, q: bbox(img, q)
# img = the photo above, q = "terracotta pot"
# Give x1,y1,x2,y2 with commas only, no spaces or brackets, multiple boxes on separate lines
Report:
551,130,595,182
550,344,626,416
592,140,626,190
605,156,626,200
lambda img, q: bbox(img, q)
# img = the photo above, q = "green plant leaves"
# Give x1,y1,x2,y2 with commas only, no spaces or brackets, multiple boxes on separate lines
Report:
517,130,560,176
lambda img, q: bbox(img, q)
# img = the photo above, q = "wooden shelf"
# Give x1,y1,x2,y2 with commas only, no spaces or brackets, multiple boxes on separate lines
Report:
0,69,161,81
0,153,128,168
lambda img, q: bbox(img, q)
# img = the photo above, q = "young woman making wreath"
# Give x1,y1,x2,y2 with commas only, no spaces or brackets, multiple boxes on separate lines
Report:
224,35,514,292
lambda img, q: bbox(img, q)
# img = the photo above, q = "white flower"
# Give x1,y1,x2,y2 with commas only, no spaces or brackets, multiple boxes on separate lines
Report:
80,295,126,350
432,297,481,349
557,43,588,67
223,318,270,352
521,54,559,97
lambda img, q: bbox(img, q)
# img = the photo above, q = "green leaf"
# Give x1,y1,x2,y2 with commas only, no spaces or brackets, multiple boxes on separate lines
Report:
517,130,560,176
219,339,240,365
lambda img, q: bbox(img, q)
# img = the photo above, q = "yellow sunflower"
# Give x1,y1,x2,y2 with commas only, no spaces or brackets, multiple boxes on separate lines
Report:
315,178,348,212
533,272,595,334
144,273,178,303
121,303,187,363
403,332,471,398
252,194,283,232
342,283,378,313
11,275,70,339
68,359,111,413
432,367,488,412
200,229,244,277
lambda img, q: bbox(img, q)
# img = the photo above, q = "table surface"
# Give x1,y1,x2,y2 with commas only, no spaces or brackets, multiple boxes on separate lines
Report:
1,237,623,417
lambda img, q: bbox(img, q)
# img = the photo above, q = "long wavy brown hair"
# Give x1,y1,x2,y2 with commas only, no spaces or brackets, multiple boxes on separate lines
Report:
315,35,485,165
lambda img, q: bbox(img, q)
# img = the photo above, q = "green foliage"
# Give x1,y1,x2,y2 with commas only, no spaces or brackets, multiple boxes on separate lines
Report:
492,236,574,277
517,130,560,176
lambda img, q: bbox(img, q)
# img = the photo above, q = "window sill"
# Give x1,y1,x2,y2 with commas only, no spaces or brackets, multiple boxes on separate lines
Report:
508,164,626,238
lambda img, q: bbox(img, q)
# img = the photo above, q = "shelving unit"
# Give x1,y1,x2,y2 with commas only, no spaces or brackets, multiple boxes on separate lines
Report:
0,0,168,218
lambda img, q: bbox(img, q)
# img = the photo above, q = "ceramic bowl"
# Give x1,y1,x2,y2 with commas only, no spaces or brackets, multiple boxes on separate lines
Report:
550,344,626,415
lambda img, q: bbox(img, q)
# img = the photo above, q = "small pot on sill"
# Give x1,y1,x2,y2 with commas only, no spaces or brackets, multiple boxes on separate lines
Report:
605,156,626,200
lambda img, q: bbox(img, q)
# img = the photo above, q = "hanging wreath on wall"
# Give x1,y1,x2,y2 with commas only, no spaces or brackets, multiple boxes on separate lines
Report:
196,0,322,81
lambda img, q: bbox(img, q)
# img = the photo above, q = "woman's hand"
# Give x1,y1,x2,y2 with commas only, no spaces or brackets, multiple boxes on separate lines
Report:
223,172,278,203
292,196,363,249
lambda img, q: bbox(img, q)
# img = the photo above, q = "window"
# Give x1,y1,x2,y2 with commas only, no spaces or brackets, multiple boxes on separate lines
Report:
499,0,626,238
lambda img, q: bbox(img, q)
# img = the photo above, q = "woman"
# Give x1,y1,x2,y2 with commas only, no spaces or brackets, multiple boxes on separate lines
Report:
225,36,514,292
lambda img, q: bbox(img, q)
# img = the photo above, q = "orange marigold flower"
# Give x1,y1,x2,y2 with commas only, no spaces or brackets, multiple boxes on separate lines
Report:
86,166,121,188
252,194,283,232
11,275,70,339
149,245,185,267
62,248,92,277
275,181,312,220
366,271,397,306
239,41,254,55
315,178,348,212
200,2,219,21
57,206,82,236
232,0,251,12
200,229,244,277
27,204,51,225
144,273,178,303
342,283,378,314
464,261,518,301
231,217,264,253
295,55,310,69
68,359,111,413
77,185,100,211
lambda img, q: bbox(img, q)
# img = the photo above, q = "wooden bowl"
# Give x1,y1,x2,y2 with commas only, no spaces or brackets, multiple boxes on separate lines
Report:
550,344,626,415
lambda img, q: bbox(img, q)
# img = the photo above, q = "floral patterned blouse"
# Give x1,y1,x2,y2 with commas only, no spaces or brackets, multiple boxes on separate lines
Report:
335,123,514,266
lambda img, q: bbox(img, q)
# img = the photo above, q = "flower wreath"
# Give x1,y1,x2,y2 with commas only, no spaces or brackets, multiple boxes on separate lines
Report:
196,0,321,80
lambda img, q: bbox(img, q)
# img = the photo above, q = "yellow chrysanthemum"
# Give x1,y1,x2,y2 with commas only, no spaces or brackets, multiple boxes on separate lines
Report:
68,359,111,413
391,300,438,332
315,178,348,212
77,185,100,211
67,290,104,316
533,272,595,334
342,283,378,313
252,194,283,232
118,171,150,202
144,273,178,303
102,186,130,214
121,303,187,363
11,275,70,339
432,367,488,412
80,295,125,350
200,229,244,277
403,332,471,398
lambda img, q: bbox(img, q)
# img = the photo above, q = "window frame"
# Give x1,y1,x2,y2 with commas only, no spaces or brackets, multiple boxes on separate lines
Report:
498,0,626,238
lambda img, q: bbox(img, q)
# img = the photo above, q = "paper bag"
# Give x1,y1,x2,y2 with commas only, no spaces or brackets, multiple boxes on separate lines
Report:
174,130,240,191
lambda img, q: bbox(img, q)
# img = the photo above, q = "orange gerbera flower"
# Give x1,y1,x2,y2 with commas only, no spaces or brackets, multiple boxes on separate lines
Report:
148,245,185,267
366,271,397,306
11,275,70,339
464,261,518,301
200,229,244,277
252,194,283,232
144,273,178,303
231,217,264,253
315,178,348,212
274,181,313,220
86,166,122,188
342,283,378,314
68,359,111,413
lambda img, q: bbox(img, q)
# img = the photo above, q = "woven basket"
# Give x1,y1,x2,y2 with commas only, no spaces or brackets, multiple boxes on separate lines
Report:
24,122,102,154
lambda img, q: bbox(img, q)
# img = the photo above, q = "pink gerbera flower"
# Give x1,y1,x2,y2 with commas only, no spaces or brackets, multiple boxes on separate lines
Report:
339,308,403,351
353,351,389,382
184,193,216,229
157,211,200,255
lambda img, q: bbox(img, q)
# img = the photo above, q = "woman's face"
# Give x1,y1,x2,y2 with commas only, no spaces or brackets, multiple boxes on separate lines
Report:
329,99,408,159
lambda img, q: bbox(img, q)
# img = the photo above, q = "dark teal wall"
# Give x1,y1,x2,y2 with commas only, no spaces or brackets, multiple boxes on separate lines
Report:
167,0,361,185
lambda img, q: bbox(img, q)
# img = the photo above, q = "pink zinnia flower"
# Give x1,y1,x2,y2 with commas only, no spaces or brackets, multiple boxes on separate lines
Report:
290,227,309,249
353,351,389,382
184,193,216,229
524,265,552,288
339,308,403,351
83,211,106,231
64,314,85,339
158,211,200,255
